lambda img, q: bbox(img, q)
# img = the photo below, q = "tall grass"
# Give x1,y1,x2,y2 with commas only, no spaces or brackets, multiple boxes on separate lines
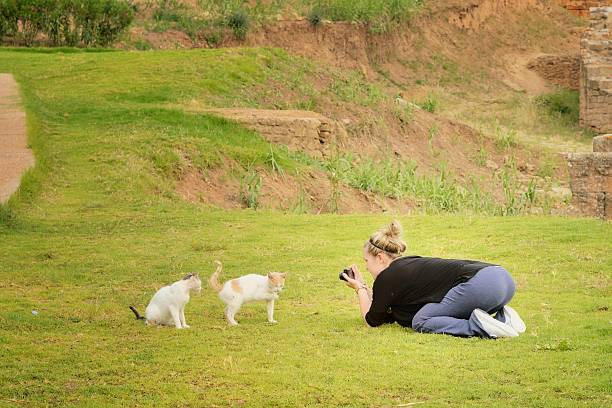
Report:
329,70,383,107
304,0,424,32
324,155,498,214
140,0,425,39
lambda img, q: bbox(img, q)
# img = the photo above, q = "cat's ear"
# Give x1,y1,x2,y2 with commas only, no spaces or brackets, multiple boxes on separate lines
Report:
267,272,273,280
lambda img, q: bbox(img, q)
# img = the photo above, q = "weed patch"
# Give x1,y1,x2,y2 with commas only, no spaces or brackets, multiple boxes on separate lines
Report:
534,89,579,126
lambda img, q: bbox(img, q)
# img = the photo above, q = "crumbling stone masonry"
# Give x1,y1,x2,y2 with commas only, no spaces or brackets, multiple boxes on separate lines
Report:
556,1,611,18
527,55,580,90
202,109,348,158
579,7,612,133
566,135,611,219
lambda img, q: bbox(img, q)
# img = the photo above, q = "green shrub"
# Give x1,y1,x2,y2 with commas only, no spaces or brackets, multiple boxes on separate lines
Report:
0,0,134,47
494,128,518,150
417,93,438,113
307,6,324,27
134,38,152,51
240,168,262,209
534,89,579,125
227,8,249,40
203,30,222,48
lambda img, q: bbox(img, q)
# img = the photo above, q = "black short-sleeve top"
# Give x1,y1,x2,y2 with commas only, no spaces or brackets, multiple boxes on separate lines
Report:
365,256,495,327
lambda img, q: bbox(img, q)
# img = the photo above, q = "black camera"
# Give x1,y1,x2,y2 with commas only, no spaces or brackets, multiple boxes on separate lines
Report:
339,268,355,281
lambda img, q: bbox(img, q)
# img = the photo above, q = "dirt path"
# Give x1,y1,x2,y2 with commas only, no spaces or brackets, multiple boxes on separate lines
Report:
0,74,34,204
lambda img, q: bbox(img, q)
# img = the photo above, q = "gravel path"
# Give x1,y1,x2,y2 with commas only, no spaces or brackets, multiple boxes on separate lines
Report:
0,73,34,204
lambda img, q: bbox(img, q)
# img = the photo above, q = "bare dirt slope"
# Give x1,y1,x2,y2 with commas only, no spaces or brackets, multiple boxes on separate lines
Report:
129,0,585,213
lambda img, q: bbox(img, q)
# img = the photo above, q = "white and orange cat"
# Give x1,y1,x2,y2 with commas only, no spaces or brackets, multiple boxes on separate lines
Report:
209,260,286,326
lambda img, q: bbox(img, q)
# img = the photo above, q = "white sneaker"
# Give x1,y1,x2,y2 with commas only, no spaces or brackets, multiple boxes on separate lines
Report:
501,305,526,334
473,309,519,338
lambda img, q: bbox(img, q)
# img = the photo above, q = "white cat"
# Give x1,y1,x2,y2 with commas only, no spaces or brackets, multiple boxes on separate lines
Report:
209,260,286,326
130,273,202,329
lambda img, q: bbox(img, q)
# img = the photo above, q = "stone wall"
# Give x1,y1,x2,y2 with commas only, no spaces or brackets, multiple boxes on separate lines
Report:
579,7,612,133
566,135,611,219
202,108,348,158
527,55,580,90
556,0,611,17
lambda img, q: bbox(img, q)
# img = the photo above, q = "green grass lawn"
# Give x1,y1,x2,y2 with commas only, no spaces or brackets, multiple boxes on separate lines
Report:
0,48,610,407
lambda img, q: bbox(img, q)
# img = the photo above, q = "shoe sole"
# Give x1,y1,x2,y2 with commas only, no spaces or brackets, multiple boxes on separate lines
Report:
473,309,519,338
504,306,526,333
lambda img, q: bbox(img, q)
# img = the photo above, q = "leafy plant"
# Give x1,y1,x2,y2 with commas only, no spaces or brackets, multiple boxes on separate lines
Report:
227,8,249,40
307,6,324,27
524,178,537,205
476,145,488,167
535,89,579,124
417,92,438,113
134,39,152,51
291,187,311,214
494,126,518,151
265,146,284,175
428,125,438,155
203,30,222,48
240,168,262,209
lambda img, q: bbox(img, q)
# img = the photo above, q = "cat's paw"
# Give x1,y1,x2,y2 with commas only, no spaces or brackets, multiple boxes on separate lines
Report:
228,321,239,326
268,319,278,324
182,324,190,329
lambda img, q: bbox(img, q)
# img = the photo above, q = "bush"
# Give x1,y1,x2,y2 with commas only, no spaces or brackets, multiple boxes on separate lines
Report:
227,8,248,40
534,90,579,125
0,0,134,47
307,6,324,27
417,93,438,113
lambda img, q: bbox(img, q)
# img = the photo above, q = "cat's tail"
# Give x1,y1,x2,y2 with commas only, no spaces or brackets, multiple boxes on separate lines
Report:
129,306,146,321
209,260,223,292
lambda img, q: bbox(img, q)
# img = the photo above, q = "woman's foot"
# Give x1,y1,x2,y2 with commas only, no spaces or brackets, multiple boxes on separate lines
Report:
473,309,519,338
500,305,526,333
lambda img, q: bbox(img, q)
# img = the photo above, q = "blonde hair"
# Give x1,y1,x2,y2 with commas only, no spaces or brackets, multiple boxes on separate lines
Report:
365,220,407,259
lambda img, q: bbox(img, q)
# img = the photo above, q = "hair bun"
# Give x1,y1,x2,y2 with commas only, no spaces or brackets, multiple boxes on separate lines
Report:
384,220,403,238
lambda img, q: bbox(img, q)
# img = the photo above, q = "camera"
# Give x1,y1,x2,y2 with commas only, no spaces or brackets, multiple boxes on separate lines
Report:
339,267,355,281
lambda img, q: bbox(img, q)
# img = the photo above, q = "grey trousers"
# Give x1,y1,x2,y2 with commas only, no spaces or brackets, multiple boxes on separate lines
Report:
412,266,516,338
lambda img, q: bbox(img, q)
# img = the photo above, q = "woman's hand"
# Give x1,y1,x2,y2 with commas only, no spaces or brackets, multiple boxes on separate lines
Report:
349,265,365,284
342,265,366,290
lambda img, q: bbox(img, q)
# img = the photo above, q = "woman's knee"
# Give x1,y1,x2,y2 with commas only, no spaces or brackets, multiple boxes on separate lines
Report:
496,267,516,303
411,310,428,331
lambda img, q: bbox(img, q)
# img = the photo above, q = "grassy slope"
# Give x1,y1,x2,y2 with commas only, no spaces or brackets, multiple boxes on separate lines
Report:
0,48,610,407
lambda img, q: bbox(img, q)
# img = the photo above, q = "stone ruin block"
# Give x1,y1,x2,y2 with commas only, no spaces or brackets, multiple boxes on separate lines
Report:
593,134,612,152
556,1,612,18
202,108,348,158
580,7,612,134
566,152,612,219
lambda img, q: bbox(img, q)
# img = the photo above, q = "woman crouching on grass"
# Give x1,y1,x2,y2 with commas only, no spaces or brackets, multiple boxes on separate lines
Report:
342,220,526,338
